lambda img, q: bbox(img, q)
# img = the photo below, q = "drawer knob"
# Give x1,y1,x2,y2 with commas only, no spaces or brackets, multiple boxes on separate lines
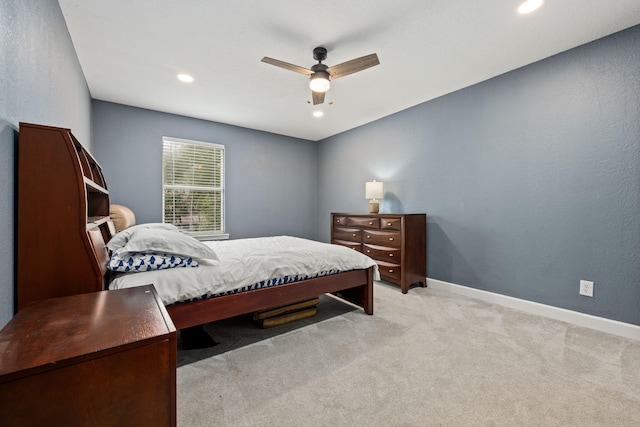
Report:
389,254,394,257
367,235,371,239
389,269,394,273
352,233,357,237
387,222,391,226
337,220,341,223
367,250,371,253
369,221,373,225
389,237,394,241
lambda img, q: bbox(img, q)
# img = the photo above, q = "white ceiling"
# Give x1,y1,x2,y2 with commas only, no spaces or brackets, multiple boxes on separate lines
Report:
59,0,640,141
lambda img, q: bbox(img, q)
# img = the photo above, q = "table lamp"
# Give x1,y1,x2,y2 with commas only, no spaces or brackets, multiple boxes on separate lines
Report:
365,180,383,214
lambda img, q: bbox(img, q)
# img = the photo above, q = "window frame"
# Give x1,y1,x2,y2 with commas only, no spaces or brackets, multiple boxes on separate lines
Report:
162,136,228,240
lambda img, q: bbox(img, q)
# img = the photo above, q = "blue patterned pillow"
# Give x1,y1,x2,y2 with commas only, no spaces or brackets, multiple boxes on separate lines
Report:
109,249,198,273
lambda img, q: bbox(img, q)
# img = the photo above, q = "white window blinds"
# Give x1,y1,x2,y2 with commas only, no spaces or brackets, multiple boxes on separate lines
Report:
162,137,225,235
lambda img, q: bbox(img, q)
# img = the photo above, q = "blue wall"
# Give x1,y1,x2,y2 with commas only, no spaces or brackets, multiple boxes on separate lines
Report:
318,25,640,325
91,101,319,240
0,0,91,328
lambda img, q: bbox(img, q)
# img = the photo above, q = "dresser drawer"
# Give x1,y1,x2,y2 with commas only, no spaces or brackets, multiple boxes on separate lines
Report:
380,217,402,231
376,260,402,282
332,240,362,252
363,229,401,248
333,216,347,227
346,216,380,229
332,227,362,242
363,244,401,263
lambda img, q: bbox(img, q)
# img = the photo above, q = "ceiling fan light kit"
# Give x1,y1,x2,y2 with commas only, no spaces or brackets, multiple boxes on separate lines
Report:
309,72,330,93
262,46,379,105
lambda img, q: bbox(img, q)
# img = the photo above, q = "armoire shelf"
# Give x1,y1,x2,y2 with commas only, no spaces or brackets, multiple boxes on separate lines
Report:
16,123,111,311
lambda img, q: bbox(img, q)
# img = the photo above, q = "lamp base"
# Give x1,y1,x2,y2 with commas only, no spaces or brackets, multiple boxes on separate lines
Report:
368,200,380,214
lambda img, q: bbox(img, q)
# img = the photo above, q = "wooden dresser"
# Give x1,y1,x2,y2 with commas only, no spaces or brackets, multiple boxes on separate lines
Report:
0,285,177,427
331,213,426,293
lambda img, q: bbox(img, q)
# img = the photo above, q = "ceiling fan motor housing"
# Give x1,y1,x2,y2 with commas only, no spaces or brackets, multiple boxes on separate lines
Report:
311,63,329,75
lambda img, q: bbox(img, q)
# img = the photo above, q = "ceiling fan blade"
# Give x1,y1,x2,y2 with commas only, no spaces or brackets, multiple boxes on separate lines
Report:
261,57,313,75
312,90,325,105
326,53,380,79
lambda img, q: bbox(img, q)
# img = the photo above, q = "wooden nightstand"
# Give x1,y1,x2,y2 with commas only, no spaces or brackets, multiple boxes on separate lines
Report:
0,285,177,427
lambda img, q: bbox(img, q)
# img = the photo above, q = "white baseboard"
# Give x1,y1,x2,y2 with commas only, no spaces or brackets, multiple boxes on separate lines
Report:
426,278,640,341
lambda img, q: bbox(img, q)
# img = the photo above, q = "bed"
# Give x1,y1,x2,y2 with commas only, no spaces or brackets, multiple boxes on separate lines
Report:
104,217,378,330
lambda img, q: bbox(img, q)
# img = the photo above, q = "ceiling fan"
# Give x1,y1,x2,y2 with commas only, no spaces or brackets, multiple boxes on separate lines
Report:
261,47,380,105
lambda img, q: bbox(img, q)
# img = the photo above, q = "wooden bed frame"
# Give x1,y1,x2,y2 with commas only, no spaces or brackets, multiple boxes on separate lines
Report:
166,267,374,329
16,122,374,329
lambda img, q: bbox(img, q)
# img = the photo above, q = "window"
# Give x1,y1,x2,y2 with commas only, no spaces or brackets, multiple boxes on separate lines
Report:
162,136,225,237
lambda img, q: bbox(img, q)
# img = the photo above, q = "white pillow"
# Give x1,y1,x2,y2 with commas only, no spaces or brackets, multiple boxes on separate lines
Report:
107,223,179,251
118,227,219,262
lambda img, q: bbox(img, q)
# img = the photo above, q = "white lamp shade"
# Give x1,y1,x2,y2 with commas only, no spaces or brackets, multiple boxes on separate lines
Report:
365,181,384,199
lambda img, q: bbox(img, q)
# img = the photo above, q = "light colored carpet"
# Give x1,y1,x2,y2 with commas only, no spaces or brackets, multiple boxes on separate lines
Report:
176,282,640,426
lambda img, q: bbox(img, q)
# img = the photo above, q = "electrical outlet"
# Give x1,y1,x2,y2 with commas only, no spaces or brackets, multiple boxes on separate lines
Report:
580,280,594,297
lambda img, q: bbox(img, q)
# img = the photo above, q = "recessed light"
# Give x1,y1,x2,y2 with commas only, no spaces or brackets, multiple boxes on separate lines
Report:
313,111,324,118
518,0,543,14
177,73,194,83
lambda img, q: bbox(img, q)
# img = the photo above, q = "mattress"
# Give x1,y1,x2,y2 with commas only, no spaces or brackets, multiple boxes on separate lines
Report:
109,235,379,305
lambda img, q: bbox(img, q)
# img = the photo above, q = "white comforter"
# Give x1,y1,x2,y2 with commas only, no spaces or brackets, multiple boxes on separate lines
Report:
109,235,379,305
